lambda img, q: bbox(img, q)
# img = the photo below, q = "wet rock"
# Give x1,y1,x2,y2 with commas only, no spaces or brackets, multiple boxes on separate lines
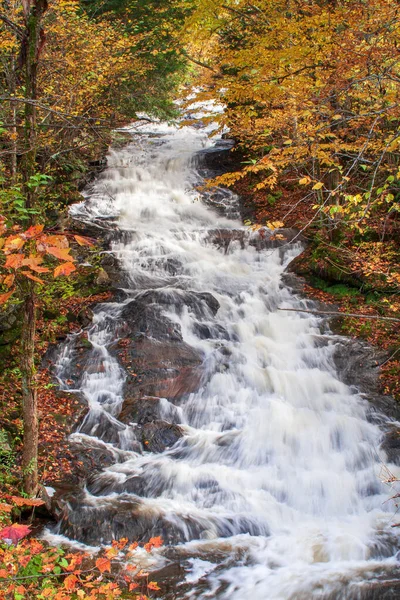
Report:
206,229,246,252
141,421,183,453
193,322,230,340
249,227,305,250
380,425,400,465
116,296,204,402
96,267,110,286
135,290,220,318
76,307,94,328
54,493,195,545
120,396,181,426
120,396,164,425
195,140,236,175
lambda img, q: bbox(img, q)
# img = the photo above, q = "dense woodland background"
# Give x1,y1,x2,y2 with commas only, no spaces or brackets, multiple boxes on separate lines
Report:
0,1,399,598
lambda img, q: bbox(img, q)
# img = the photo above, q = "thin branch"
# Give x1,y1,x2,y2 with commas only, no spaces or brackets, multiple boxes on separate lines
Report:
181,51,216,73
277,307,400,323
0,13,24,39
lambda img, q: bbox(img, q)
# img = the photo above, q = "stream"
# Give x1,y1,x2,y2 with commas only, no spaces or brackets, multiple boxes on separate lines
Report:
50,109,400,599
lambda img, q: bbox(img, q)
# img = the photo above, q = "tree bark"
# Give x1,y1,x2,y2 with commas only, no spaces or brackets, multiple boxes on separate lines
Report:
21,285,38,495
20,0,48,496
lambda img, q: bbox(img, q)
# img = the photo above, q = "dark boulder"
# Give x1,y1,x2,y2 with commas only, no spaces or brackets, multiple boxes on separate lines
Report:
141,421,183,453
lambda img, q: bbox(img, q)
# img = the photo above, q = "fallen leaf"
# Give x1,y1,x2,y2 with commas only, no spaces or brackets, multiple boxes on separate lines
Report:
45,246,75,261
20,271,44,284
54,261,76,277
63,574,78,591
11,496,45,507
74,235,95,247
0,523,31,544
24,224,44,239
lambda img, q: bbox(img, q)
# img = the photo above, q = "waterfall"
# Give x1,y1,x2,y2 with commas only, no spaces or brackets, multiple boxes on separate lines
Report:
52,115,400,599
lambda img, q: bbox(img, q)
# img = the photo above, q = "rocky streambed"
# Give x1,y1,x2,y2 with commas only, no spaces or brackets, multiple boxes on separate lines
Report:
45,116,400,599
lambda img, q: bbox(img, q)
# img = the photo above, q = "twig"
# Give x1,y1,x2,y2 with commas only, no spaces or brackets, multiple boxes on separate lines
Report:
277,307,400,322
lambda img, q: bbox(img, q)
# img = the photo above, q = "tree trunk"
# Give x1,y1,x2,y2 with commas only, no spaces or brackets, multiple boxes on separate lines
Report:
21,285,38,495
20,0,48,496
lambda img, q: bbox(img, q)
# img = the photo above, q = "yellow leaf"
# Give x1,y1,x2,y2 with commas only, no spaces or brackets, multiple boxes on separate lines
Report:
312,182,324,190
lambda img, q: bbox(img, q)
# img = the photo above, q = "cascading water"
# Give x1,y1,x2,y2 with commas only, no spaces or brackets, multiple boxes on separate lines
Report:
52,111,400,599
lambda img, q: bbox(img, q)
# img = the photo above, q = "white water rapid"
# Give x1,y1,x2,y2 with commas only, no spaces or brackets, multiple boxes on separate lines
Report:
54,114,400,599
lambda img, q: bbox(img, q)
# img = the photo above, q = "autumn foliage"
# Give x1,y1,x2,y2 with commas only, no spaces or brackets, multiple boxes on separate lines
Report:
0,219,95,306
187,0,400,273
0,503,163,600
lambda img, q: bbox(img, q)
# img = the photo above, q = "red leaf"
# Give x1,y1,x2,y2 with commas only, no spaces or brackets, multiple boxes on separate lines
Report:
54,261,76,277
0,523,31,544
46,246,74,261
95,557,111,573
129,583,139,591
74,235,95,247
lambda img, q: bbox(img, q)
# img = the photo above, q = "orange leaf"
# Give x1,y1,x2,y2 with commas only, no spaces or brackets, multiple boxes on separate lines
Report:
11,496,45,507
0,503,13,513
46,246,75,261
0,569,9,578
42,235,69,249
24,224,44,239
128,542,138,551
0,290,13,304
22,256,50,273
147,581,161,591
4,235,25,254
21,271,44,284
4,254,23,269
3,274,15,288
149,536,163,548
54,261,76,277
95,557,111,573
63,574,78,591
74,235,95,247
129,583,139,591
